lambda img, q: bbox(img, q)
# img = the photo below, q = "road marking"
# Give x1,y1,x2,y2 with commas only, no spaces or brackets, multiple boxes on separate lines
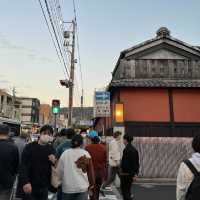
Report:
139,184,155,188
99,186,120,200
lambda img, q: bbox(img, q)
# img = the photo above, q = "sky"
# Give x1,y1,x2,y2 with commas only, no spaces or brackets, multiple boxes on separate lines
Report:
0,0,200,107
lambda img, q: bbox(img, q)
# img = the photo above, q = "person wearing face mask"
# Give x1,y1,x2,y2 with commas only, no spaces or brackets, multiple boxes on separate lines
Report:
17,125,56,200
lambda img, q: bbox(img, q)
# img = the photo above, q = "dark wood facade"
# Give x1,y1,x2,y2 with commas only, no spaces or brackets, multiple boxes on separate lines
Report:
103,27,200,137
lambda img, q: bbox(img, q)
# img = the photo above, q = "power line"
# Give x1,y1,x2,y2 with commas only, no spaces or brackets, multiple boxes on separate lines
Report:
38,0,68,78
49,0,71,72
76,32,84,89
52,0,76,74
49,0,71,70
44,0,70,77
74,74,81,99
72,0,84,104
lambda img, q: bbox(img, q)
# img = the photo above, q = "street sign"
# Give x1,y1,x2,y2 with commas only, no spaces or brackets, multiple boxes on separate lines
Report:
94,91,110,117
79,120,93,126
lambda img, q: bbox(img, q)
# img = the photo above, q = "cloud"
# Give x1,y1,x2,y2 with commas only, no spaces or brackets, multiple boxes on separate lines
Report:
0,33,56,64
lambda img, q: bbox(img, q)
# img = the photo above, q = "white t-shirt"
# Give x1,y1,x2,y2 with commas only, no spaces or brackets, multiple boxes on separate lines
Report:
57,148,91,193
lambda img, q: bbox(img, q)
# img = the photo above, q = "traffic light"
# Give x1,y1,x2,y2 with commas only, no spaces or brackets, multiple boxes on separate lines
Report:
52,99,60,114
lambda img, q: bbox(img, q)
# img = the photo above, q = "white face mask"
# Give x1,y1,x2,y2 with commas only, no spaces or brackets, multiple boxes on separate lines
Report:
40,135,53,144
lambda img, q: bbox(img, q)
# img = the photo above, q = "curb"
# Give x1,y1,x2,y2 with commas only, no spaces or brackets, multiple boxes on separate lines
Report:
135,178,176,184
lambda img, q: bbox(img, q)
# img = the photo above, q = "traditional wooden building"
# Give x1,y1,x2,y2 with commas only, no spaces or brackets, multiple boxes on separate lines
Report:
97,27,200,137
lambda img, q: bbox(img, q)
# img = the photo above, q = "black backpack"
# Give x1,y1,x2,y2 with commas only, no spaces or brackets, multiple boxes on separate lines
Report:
184,160,200,200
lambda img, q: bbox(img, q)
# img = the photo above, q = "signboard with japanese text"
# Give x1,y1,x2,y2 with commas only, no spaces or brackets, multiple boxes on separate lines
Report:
94,91,110,117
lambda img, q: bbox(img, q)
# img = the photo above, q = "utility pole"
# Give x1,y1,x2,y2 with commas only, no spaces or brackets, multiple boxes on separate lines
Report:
81,89,83,120
68,20,76,127
12,87,16,119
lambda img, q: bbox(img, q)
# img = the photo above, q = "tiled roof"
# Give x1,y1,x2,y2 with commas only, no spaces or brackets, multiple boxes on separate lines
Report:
109,79,200,88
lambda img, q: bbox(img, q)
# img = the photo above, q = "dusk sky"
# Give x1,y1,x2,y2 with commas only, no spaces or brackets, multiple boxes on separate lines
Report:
0,0,200,107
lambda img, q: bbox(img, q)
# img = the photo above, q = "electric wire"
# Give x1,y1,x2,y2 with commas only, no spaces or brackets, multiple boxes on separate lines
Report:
39,0,82,108
49,0,72,73
44,0,70,77
72,0,84,97
38,0,68,78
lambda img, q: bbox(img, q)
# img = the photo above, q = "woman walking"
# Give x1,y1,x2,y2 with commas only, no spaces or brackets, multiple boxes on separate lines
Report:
57,134,95,200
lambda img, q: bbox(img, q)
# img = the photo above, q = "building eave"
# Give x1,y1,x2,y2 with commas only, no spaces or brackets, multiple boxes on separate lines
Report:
109,79,200,89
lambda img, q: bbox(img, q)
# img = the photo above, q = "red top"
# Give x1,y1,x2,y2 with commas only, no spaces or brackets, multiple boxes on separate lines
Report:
85,144,107,175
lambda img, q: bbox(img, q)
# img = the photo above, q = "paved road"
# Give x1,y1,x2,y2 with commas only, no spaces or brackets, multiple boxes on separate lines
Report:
131,183,176,200
48,183,176,200
99,186,119,200
48,186,119,200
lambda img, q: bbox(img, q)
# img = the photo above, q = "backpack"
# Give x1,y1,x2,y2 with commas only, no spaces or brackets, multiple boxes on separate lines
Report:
184,160,200,200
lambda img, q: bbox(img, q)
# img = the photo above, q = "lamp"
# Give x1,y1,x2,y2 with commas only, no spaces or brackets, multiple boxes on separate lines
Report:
115,103,124,123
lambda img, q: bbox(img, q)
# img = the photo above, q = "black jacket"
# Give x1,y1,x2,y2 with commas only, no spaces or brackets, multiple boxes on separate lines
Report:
121,143,139,177
0,139,19,189
18,142,55,189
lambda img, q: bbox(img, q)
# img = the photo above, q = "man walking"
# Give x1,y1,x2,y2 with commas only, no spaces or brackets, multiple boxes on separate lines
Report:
120,134,139,200
0,124,19,200
17,125,55,200
101,131,122,191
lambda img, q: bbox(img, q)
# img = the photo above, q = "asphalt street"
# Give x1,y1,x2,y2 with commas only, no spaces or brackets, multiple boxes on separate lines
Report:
48,183,176,200
131,183,176,200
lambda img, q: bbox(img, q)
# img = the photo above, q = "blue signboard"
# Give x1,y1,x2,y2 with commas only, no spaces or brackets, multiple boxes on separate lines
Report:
94,91,110,117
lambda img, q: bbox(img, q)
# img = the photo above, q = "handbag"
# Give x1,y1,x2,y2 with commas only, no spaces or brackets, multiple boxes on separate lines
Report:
51,165,61,188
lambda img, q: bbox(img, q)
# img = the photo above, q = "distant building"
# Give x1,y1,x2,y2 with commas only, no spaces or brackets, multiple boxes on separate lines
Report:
61,107,93,126
0,89,21,120
18,97,40,125
96,27,200,137
39,104,51,125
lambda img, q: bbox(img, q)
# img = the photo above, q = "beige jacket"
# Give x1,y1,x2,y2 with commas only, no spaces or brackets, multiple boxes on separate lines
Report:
108,139,123,167
176,153,200,200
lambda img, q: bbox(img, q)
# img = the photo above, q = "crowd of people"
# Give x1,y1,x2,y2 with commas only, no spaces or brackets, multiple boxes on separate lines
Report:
1,122,200,200
0,124,139,200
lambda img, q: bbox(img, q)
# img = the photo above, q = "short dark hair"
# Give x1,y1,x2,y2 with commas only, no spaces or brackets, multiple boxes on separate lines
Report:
91,136,100,144
113,131,121,138
0,124,9,135
123,134,133,143
71,134,83,148
66,128,76,139
40,125,53,135
80,129,87,134
192,135,200,153
59,128,68,136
